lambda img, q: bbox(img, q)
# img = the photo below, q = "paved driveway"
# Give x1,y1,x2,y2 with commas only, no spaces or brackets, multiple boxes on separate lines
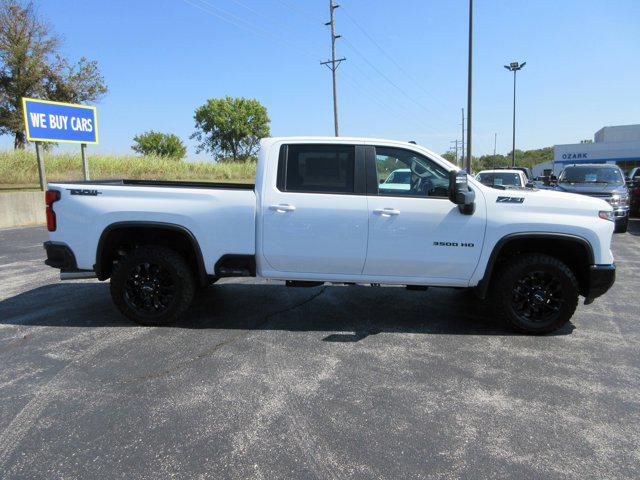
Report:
1,222,639,479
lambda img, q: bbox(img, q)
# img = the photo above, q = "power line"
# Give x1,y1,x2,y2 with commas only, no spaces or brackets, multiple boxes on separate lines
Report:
181,0,321,60
180,0,445,140
274,0,325,25
224,0,325,51
339,69,439,135
341,37,443,135
340,6,449,114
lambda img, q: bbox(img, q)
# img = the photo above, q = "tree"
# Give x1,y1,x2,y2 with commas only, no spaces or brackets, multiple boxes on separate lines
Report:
441,146,554,173
132,131,187,159
191,96,270,162
441,151,457,163
0,1,107,148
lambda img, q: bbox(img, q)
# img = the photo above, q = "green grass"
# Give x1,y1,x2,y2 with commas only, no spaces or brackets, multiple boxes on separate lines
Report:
0,150,257,188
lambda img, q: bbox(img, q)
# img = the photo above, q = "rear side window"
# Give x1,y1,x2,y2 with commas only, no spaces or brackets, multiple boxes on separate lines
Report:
282,144,355,194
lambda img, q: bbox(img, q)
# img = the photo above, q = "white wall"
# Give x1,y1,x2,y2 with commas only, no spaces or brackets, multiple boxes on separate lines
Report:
594,124,640,143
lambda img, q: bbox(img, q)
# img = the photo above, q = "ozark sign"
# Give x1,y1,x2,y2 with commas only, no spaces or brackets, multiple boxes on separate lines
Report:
22,97,98,144
561,153,588,160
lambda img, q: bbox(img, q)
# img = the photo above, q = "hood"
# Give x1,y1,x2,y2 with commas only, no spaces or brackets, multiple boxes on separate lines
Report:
555,183,627,196
471,179,612,213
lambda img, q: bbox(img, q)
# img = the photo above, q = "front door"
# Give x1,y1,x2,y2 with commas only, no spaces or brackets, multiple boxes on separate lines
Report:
363,146,485,281
261,143,368,275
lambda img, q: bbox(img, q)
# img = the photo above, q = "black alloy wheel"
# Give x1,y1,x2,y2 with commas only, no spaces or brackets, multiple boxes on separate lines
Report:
123,262,175,316
510,270,564,323
110,246,196,326
492,254,579,334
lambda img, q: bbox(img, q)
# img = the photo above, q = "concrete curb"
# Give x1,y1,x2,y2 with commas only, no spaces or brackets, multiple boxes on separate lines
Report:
0,191,45,228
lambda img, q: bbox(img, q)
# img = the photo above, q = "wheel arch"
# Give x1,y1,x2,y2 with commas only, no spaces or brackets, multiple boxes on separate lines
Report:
475,232,594,299
95,221,208,285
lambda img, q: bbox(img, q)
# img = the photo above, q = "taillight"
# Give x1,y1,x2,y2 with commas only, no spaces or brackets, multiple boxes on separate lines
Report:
45,189,60,231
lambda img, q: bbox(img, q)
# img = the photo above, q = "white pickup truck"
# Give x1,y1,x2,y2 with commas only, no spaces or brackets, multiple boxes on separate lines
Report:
44,137,616,334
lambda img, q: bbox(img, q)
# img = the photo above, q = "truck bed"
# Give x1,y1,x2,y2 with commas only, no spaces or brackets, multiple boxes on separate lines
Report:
48,178,257,274
52,179,255,190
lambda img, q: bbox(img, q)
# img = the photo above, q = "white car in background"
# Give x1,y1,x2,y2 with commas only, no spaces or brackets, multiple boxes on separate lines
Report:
381,168,411,191
475,169,529,189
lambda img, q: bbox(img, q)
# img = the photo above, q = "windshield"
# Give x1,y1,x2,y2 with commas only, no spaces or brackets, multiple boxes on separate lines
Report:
476,172,521,187
559,166,624,185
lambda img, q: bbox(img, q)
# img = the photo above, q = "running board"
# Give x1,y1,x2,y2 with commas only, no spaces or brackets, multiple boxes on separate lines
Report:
60,271,97,281
286,280,324,288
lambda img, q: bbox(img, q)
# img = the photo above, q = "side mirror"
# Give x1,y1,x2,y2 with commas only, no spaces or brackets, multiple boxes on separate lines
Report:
379,178,385,184
448,169,475,215
525,181,535,188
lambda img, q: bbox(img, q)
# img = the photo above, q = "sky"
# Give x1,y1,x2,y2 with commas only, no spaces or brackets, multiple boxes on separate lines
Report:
3,0,640,159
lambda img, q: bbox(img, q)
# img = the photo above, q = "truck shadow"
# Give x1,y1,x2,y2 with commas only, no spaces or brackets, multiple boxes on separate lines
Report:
0,281,574,337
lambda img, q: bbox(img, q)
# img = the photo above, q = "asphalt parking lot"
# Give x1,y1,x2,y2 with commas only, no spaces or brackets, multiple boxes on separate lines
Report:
1,222,639,479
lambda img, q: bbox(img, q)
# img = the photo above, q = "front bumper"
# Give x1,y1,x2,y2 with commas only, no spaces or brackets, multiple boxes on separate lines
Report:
612,206,629,219
584,264,615,302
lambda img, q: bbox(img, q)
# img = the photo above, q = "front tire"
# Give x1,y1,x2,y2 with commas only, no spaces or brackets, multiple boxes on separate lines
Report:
110,246,195,326
492,254,579,334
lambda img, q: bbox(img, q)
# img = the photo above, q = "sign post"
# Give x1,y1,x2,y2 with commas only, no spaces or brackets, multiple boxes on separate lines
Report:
22,98,98,188
35,142,46,191
81,143,89,180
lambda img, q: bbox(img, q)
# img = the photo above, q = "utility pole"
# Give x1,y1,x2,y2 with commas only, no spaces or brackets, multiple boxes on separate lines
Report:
504,61,526,166
460,108,465,164
466,0,473,173
493,132,497,168
450,139,459,166
321,0,346,137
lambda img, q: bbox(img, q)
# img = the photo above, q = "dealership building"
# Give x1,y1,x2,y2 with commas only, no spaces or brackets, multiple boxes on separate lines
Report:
532,124,640,177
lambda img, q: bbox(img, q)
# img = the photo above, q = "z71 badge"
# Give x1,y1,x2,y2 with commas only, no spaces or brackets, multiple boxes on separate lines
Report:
496,196,524,204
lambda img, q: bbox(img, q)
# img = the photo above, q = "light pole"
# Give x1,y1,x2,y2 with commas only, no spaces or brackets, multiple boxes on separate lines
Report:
504,61,525,167
466,0,473,173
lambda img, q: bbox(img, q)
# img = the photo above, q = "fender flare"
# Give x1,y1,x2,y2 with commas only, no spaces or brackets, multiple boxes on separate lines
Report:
474,232,594,299
94,221,208,285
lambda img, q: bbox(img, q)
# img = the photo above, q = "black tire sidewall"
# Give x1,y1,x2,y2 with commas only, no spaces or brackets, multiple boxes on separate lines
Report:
495,255,578,334
110,247,195,326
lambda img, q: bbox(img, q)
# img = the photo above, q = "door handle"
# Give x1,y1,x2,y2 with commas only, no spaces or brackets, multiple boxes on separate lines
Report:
269,203,296,212
373,208,400,216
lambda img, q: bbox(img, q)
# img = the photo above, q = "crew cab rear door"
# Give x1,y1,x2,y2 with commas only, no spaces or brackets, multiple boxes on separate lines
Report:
261,143,368,274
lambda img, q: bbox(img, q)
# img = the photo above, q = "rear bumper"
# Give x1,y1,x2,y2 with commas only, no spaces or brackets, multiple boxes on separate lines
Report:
43,241,78,271
585,264,615,301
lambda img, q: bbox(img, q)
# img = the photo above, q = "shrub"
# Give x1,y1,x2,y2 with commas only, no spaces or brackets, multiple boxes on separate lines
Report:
132,131,187,159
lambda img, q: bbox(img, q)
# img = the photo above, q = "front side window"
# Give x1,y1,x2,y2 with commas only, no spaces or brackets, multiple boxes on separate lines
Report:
283,144,355,194
375,147,449,197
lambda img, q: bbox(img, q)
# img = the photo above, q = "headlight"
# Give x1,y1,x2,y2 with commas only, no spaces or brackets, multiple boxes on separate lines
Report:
608,194,629,207
599,210,615,222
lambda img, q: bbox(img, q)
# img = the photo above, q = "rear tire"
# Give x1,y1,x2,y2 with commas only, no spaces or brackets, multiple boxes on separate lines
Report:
491,254,578,334
110,246,195,326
